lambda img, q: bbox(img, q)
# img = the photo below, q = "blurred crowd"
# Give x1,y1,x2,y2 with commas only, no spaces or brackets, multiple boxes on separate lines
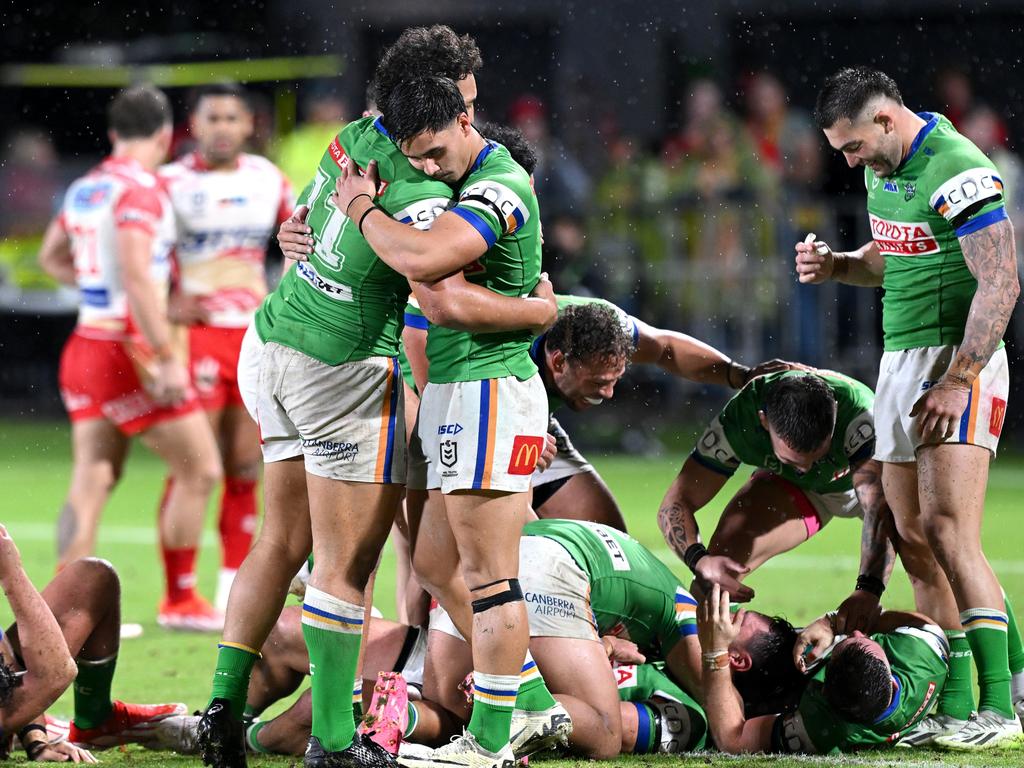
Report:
2,68,1023,402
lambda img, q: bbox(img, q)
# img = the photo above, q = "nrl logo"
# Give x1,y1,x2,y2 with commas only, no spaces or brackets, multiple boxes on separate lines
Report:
440,440,458,468
904,182,917,201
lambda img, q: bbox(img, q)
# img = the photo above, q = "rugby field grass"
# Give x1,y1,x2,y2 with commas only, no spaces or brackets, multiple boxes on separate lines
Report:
1,420,1022,766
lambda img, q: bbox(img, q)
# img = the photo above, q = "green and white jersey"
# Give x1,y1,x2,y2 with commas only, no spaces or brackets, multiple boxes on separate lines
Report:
691,370,875,494
865,112,1007,351
774,625,949,753
523,519,696,658
529,294,640,412
254,116,452,365
425,141,542,384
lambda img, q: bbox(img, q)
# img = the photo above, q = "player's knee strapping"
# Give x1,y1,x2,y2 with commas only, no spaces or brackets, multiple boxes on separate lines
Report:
470,577,523,613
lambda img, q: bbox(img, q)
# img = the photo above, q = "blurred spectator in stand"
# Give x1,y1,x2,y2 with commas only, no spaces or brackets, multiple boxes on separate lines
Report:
272,85,350,190
935,68,1008,141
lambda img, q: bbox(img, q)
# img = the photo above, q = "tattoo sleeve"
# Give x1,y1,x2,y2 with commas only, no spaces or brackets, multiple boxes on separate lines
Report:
851,459,897,583
953,218,1020,378
658,500,693,561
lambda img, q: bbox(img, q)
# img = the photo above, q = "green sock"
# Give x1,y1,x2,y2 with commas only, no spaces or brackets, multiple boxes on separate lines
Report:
242,704,257,729
937,631,975,720
72,655,117,729
468,671,520,753
1003,591,1024,675
209,642,259,716
514,652,557,711
405,702,419,738
962,608,1014,718
245,721,272,754
302,586,363,752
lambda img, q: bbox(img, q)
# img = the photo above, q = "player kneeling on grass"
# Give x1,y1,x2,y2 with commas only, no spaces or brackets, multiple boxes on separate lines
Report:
0,526,185,761
699,583,950,754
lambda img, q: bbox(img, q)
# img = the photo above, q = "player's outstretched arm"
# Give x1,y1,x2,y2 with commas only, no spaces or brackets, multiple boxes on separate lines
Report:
337,162,487,282
411,271,557,335
631,319,753,388
795,235,885,287
837,457,896,634
658,458,727,564
37,216,76,286
698,585,775,753
0,526,77,733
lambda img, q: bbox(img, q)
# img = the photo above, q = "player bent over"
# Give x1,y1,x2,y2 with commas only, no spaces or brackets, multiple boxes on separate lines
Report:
699,584,949,754
337,75,570,768
160,83,294,609
0,526,184,760
38,85,222,630
798,66,1022,748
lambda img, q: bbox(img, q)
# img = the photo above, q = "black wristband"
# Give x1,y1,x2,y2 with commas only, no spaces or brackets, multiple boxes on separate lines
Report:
683,543,708,574
855,573,885,598
358,205,382,236
345,193,373,216
19,724,47,743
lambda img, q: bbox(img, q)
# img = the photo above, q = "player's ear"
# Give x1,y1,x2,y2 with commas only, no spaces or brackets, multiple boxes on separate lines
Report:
873,110,894,133
757,410,769,431
550,348,566,373
730,650,752,672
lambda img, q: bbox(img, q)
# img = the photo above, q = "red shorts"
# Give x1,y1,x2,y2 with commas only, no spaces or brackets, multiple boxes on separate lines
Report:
750,470,825,539
188,325,247,411
59,331,200,436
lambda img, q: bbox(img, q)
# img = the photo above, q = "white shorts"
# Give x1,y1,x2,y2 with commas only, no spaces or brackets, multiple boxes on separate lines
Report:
427,536,599,642
255,341,405,483
874,345,1008,462
408,374,548,493
533,415,594,486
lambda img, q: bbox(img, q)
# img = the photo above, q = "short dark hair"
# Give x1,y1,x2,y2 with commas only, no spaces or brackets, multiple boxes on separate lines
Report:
371,25,482,107
190,82,252,114
733,615,806,716
814,67,903,129
381,75,467,146
545,303,636,366
478,122,537,174
108,85,172,139
824,641,893,724
762,374,837,453
0,653,22,708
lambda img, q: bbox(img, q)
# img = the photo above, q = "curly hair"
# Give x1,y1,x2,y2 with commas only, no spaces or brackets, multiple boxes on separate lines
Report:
545,303,636,366
478,122,537,175
762,374,837,453
371,25,482,107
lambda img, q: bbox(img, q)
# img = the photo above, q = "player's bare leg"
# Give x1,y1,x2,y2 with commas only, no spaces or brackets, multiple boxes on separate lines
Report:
57,419,130,565
394,490,430,627
302,474,401,757
413,490,474,634
695,474,816,601
141,410,223,629
528,637,621,759
215,404,262,610
917,444,1022,748
534,472,626,531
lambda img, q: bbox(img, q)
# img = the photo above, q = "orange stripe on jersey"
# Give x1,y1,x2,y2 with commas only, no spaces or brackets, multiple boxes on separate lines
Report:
480,379,499,489
966,375,980,443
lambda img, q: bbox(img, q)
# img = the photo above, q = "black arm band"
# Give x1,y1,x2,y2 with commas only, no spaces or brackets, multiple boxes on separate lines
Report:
358,205,383,236
683,543,708,574
345,193,373,216
855,573,886,598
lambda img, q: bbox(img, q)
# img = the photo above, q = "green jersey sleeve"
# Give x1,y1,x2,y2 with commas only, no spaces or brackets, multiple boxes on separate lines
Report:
926,147,1007,238
450,142,534,248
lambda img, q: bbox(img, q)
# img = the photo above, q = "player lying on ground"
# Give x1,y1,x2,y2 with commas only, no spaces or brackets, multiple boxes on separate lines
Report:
38,85,223,631
798,65,1022,748
699,583,950,754
0,527,185,761
159,82,294,611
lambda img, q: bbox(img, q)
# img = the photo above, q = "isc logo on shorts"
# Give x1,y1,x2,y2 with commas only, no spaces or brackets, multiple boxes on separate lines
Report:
508,435,544,475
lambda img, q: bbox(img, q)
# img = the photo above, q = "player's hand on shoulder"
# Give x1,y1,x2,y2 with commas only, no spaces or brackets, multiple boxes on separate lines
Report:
278,205,313,262
909,376,971,443
794,614,836,672
835,589,882,636
167,291,210,326
151,358,189,406
535,432,557,473
602,635,646,664
694,555,754,602
527,272,558,335
332,159,379,215
794,233,834,285
0,524,24,583
746,359,809,383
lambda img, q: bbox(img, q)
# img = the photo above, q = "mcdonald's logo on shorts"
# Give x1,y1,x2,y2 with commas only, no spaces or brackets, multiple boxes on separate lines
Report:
508,435,544,475
990,396,1007,437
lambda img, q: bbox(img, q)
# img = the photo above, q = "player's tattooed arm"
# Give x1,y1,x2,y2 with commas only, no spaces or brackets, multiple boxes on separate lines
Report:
951,218,1020,381
850,458,897,584
657,457,728,562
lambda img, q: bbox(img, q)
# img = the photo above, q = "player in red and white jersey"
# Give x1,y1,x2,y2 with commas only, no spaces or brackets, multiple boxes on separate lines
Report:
159,83,294,610
39,85,223,631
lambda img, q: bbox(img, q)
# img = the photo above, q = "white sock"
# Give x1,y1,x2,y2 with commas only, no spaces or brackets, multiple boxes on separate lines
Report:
1012,669,1024,704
